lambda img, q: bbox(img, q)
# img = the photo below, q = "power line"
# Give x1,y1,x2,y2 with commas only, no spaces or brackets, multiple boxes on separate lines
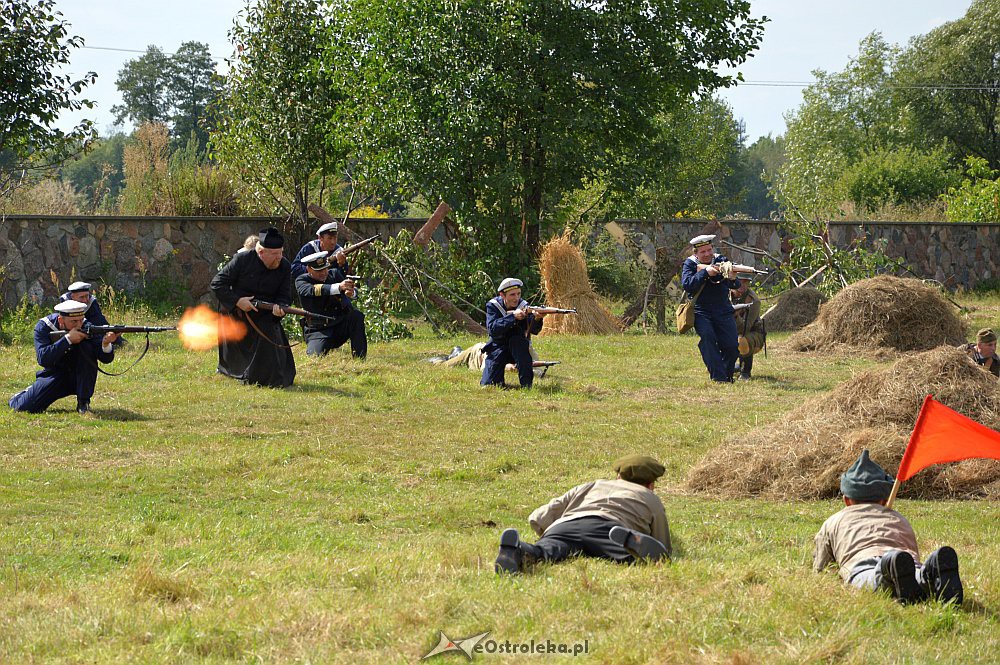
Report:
738,80,1000,91
81,44,228,58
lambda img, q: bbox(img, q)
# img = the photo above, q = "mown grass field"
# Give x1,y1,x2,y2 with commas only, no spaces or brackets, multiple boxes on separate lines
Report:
2,297,999,663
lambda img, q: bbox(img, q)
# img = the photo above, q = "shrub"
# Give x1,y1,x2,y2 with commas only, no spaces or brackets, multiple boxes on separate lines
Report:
943,156,1000,223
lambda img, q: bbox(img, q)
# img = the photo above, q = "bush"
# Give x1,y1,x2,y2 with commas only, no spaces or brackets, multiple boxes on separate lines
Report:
943,156,1000,223
838,145,958,213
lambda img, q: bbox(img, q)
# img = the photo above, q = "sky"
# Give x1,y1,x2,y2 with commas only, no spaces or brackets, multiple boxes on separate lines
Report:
54,0,972,143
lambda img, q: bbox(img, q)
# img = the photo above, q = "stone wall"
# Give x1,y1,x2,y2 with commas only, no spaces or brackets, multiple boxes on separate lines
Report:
614,219,1000,289
0,215,433,308
3,216,999,310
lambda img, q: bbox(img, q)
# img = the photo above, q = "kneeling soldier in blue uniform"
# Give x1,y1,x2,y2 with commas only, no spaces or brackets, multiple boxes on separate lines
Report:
60,281,110,326
294,251,367,358
813,450,963,605
9,300,120,414
481,278,544,388
495,455,671,574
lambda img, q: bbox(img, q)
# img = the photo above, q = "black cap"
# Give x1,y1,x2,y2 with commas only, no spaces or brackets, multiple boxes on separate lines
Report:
258,228,284,249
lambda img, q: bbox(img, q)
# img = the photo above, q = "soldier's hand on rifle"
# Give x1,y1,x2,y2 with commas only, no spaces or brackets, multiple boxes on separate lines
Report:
705,263,720,277
333,249,347,267
66,328,88,344
102,332,121,346
271,304,286,317
339,278,356,298
236,296,258,313
512,308,528,320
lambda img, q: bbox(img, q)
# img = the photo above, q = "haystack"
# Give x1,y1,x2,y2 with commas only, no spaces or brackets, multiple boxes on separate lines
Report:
788,276,965,354
763,286,826,332
538,233,622,335
684,346,1000,500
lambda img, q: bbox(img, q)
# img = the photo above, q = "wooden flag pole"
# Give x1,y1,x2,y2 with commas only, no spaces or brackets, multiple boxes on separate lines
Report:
885,477,902,510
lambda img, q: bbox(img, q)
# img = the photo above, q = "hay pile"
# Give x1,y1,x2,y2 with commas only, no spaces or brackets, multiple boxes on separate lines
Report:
538,234,622,335
763,286,826,332
684,346,1000,500
788,276,965,354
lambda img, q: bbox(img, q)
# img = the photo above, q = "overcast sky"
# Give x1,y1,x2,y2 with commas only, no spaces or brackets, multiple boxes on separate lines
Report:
54,0,972,142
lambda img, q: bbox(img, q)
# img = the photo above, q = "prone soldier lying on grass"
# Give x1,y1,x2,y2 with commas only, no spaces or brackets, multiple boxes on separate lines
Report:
813,449,963,605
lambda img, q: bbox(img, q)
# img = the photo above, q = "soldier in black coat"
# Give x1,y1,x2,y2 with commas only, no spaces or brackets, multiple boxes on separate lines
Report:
294,251,367,358
210,228,296,387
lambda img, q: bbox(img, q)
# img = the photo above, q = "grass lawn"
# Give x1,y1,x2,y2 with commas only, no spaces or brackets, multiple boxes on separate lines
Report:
1,297,999,663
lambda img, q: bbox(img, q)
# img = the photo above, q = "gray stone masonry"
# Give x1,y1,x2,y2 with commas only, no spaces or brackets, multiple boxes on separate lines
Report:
1,216,998,310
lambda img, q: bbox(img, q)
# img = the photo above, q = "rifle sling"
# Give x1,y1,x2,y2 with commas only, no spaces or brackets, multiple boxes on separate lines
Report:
80,333,153,377
242,309,300,349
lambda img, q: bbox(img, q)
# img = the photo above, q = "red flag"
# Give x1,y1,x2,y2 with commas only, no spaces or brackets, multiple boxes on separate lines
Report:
897,395,1000,481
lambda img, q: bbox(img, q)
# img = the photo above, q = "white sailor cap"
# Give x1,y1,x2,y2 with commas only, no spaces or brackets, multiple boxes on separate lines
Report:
67,281,92,292
497,277,523,293
690,234,716,247
54,300,88,316
302,250,332,269
316,221,339,236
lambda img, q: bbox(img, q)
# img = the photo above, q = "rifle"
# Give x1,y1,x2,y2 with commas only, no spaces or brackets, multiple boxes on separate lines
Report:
49,323,176,341
251,299,340,324
696,261,768,278
337,235,380,258
506,305,576,317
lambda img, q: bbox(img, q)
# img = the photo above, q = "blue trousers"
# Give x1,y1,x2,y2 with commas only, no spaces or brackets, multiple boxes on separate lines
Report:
694,308,739,382
9,350,100,413
304,309,367,359
481,335,534,388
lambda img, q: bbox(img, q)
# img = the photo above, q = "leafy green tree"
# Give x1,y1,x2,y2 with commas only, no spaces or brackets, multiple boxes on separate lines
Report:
213,0,346,223
776,33,912,216
895,0,1000,169
0,0,96,200
837,145,957,213
112,46,172,127
167,42,222,148
618,96,745,220
60,132,127,211
943,156,1000,223
331,0,765,269
728,133,784,219
113,42,222,147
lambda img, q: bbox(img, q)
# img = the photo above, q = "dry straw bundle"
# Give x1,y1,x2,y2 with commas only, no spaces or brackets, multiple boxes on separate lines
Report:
685,346,1000,500
537,233,622,335
763,286,826,332
788,275,966,354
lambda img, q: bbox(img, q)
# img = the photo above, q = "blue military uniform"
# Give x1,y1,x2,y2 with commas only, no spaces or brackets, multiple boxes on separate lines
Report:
680,245,741,382
291,238,350,280
9,313,115,413
294,257,367,358
481,294,543,388
58,292,110,326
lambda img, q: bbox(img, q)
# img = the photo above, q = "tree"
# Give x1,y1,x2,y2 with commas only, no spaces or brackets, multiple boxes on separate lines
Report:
0,0,96,200
331,0,765,268
212,0,347,223
111,46,172,127
113,42,222,147
728,134,784,219
776,33,911,217
618,96,745,220
167,42,222,148
895,0,1000,169
60,131,127,211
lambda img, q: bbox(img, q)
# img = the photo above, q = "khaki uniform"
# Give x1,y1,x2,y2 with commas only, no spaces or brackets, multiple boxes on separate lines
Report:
813,503,919,583
529,479,670,556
